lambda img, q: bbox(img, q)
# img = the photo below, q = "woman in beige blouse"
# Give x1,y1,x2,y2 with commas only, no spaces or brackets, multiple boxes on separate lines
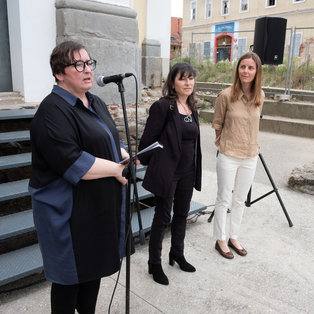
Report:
212,52,264,259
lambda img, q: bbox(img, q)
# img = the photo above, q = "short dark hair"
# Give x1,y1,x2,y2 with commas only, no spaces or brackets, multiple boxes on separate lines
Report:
162,62,198,111
50,41,89,82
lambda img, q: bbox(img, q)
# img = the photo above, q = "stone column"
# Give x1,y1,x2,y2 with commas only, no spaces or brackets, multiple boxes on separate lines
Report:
55,0,141,105
142,38,162,88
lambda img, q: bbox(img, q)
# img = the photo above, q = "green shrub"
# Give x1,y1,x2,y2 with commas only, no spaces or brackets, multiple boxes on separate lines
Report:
169,58,313,91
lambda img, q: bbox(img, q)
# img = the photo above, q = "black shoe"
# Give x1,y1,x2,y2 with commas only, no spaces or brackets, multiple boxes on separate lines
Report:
148,261,169,285
169,253,196,272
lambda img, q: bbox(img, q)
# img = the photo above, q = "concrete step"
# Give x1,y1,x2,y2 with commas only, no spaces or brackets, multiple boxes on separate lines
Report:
0,108,37,120
0,210,34,241
0,130,30,143
0,179,30,202
0,153,31,170
0,200,207,286
0,92,24,106
196,82,314,102
199,109,314,138
197,94,314,120
0,92,39,110
131,181,154,201
0,179,153,204
0,244,43,286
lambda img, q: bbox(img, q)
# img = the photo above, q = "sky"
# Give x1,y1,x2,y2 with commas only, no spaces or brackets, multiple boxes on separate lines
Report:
171,0,183,17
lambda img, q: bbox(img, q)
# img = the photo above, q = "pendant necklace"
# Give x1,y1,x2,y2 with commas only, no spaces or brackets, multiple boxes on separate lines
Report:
179,101,192,123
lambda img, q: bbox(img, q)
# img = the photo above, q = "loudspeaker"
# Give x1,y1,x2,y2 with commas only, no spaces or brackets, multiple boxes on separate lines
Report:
253,17,287,65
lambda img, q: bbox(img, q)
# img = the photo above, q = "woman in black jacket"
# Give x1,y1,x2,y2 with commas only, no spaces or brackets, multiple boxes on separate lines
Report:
29,41,129,313
138,63,202,285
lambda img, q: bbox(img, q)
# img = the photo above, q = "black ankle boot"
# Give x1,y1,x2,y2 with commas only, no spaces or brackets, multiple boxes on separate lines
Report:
148,261,169,285
169,253,196,272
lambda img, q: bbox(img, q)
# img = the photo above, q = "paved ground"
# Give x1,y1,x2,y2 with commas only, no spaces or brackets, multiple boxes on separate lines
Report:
0,124,314,313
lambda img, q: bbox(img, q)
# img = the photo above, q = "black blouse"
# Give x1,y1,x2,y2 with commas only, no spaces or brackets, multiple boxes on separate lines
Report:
175,114,199,174
29,85,125,284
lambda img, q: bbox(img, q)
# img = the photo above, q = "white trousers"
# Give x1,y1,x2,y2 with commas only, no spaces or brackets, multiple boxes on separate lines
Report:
213,152,258,241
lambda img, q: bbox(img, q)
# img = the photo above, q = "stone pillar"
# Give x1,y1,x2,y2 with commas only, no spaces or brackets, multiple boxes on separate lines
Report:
55,0,141,105
142,38,162,88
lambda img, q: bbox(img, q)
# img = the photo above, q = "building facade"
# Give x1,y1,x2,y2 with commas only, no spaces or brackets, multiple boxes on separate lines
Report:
0,0,171,103
182,0,314,64
171,17,183,59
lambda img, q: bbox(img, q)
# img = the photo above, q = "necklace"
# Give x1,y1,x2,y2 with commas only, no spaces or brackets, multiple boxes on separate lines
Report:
178,101,192,123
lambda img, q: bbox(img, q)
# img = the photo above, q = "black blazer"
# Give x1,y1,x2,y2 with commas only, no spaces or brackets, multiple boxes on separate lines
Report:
138,98,202,198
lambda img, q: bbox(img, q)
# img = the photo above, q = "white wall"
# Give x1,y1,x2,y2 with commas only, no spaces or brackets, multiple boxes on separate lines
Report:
146,0,171,78
7,0,56,103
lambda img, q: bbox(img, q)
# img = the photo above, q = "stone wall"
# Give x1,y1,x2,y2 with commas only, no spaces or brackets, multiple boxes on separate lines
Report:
55,0,145,147
142,39,162,88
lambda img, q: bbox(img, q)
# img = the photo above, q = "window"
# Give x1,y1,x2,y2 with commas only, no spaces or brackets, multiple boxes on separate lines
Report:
205,0,212,18
204,41,211,58
266,0,276,7
222,0,230,15
240,0,248,12
191,1,197,20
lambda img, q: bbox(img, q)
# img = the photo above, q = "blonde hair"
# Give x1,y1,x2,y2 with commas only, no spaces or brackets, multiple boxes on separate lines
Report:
230,52,263,107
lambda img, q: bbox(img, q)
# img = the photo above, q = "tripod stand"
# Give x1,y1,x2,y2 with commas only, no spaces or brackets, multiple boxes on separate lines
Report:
115,77,142,313
208,152,293,227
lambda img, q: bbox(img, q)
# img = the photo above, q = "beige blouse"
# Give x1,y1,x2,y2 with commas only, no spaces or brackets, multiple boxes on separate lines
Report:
212,86,264,159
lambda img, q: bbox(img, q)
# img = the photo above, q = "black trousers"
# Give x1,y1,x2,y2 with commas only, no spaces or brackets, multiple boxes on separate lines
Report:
149,171,195,264
51,278,101,314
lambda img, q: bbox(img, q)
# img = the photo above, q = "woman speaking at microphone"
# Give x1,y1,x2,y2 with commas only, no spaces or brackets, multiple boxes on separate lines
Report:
29,40,131,313
138,63,202,285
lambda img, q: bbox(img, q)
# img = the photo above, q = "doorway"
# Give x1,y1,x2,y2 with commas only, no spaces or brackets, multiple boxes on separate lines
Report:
215,34,233,63
0,0,13,92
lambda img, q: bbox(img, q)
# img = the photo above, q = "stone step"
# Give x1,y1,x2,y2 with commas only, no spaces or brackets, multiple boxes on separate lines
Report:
130,181,154,201
0,179,152,206
0,130,30,143
0,210,34,241
0,108,37,120
0,92,39,110
0,244,43,286
197,94,314,120
0,179,30,202
0,92,24,106
200,109,314,138
0,200,207,287
0,153,31,170
196,82,314,103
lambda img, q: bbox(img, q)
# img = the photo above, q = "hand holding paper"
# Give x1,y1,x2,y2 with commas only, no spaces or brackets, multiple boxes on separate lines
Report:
120,141,163,165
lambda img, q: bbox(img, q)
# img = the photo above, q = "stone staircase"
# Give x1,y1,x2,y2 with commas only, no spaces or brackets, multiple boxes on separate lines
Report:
197,82,314,138
0,92,207,291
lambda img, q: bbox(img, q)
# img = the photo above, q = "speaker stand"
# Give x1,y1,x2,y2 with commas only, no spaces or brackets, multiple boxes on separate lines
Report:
208,152,293,227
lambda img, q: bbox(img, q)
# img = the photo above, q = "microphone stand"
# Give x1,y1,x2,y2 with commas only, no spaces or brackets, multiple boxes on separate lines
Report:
115,78,142,313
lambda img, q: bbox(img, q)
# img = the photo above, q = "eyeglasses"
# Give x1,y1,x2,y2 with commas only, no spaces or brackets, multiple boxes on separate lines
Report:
65,59,97,72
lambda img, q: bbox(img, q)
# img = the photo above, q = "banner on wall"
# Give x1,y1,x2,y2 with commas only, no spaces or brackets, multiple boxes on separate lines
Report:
215,22,234,34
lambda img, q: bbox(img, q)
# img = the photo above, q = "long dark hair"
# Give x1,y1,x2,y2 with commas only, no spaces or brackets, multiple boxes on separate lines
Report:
162,62,198,111
230,52,263,107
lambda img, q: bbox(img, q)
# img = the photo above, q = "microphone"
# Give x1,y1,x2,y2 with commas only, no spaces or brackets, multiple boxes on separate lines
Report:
97,73,132,86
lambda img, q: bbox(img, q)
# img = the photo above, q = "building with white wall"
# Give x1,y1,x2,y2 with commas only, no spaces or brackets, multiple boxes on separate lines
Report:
0,0,172,103
4,0,56,102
